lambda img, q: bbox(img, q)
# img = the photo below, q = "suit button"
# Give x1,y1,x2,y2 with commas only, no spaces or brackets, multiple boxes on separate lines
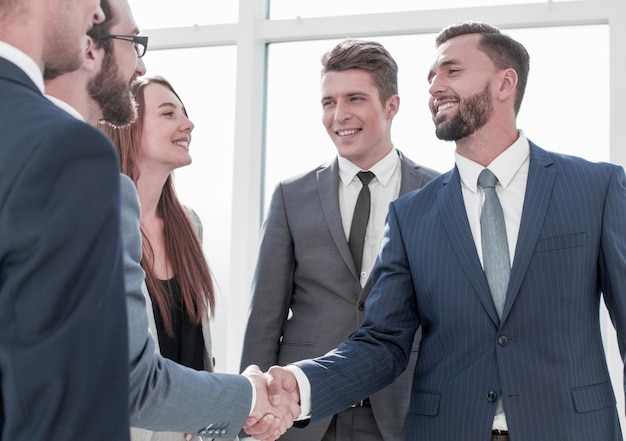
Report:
498,335,509,346
358,300,365,311
198,430,208,436
487,391,498,402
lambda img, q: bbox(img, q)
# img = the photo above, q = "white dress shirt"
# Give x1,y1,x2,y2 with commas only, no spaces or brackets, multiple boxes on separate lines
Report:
456,131,530,268
338,148,402,286
46,95,85,120
0,41,44,93
455,130,530,430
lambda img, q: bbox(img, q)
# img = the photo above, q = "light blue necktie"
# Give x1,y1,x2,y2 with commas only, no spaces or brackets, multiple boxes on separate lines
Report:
478,169,510,318
479,168,511,420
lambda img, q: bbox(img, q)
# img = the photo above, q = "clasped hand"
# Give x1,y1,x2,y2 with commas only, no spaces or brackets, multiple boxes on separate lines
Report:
241,365,301,441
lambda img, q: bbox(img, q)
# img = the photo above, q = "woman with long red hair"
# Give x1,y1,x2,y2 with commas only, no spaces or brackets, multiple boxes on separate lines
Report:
101,75,216,441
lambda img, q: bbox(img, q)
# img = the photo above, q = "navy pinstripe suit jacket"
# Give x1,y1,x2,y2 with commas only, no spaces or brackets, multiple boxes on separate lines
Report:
295,142,626,440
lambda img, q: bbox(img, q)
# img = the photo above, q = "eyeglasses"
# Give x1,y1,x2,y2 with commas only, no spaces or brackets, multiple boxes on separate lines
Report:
94,34,149,58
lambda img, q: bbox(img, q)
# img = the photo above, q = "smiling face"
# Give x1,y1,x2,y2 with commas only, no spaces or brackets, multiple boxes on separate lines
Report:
138,82,195,174
89,0,146,125
427,33,498,142
321,68,398,170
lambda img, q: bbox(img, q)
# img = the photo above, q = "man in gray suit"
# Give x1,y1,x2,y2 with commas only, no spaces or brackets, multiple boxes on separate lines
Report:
240,39,439,441
44,0,298,439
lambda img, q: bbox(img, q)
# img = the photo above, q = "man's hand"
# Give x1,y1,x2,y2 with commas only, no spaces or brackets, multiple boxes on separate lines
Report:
266,366,300,409
241,365,300,441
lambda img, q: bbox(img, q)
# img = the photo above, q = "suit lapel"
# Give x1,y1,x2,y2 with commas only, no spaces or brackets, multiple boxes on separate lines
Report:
501,143,556,321
398,151,429,196
317,160,360,280
439,168,501,325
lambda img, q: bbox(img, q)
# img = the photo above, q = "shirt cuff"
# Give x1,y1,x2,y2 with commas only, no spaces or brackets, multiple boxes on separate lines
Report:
245,376,256,416
286,365,311,419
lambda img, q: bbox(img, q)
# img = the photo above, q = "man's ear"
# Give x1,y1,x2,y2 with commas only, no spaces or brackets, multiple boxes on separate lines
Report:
385,94,400,119
497,68,518,102
84,36,104,73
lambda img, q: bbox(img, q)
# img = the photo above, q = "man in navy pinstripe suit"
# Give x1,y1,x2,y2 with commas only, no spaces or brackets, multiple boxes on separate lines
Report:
260,22,626,441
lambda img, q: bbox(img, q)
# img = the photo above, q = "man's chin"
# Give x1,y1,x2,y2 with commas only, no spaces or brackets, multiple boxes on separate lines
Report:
435,125,461,142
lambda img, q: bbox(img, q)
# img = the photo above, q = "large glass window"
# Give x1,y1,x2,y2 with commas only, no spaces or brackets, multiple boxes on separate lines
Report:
119,0,623,422
132,1,238,29
264,25,609,211
269,0,574,19
140,46,237,369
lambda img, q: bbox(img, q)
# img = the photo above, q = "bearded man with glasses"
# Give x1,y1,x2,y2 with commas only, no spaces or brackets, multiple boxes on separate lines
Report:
44,0,300,440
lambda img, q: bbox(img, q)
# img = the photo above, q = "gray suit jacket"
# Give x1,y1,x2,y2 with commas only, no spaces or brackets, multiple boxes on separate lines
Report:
131,206,220,441
120,175,251,439
240,151,439,441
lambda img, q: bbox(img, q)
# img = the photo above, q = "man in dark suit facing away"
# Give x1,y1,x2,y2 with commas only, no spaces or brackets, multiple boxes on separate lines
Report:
0,1,131,439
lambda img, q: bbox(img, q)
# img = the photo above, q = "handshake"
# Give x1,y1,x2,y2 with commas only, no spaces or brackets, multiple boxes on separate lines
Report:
241,365,302,441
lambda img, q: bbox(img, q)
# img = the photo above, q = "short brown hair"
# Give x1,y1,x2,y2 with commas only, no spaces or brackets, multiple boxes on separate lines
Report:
321,39,398,104
436,21,530,115
87,0,115,52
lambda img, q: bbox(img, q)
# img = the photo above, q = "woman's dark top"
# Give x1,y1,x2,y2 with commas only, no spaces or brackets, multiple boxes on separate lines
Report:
149,277,205,371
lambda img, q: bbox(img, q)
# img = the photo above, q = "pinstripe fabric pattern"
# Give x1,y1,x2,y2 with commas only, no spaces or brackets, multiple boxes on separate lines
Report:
296,142,626,441
478,168,510,319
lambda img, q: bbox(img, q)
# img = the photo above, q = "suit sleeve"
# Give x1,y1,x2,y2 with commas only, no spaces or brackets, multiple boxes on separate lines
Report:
596,165,626,396
295,202,419,423
120,176,253,437
240,183,295,372
0,122,130,440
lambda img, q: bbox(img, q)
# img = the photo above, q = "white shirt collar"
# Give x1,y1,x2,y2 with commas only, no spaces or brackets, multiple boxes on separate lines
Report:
45,94,85,121
0,41,45,93
456,130,530,193
338,148,400,187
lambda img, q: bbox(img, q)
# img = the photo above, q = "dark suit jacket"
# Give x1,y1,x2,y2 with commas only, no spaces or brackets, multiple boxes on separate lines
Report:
295,142,626,440
0,57,130,440
241,151,439,441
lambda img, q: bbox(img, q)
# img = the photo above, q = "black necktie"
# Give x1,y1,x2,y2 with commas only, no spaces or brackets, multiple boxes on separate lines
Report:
349,171,375,273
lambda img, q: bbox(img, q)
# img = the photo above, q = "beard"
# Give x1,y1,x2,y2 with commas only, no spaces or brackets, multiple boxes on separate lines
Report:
434,82,493,141
88,52,137,126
